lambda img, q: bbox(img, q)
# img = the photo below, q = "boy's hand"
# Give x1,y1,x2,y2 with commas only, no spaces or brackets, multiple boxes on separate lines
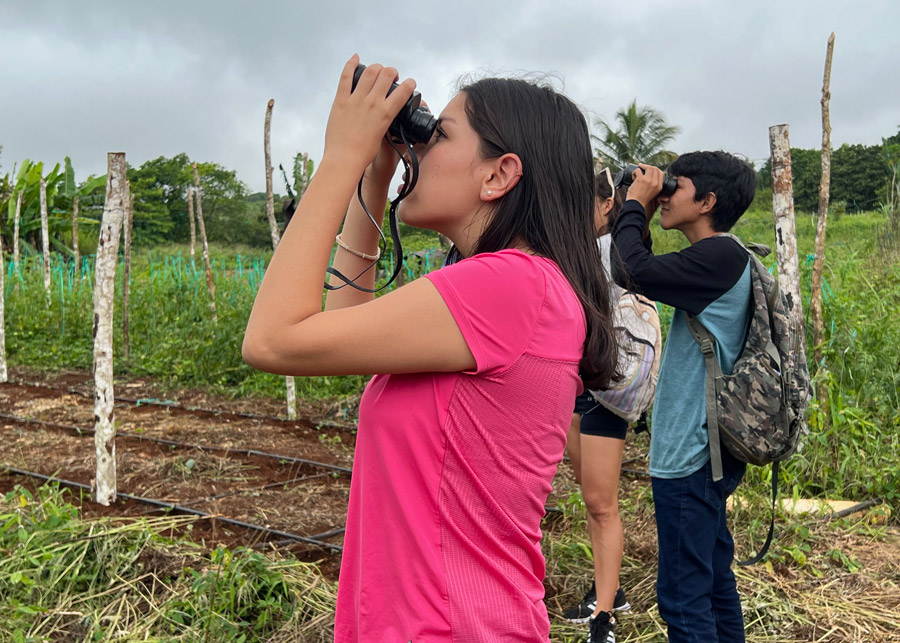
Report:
626,164,665,213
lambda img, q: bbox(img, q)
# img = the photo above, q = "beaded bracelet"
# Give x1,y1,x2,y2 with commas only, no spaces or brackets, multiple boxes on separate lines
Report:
335,234,379,261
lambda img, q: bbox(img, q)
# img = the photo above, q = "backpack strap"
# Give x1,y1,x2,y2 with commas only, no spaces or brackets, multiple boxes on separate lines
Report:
737,460,779,566
684,314,725,482
715,232,771,259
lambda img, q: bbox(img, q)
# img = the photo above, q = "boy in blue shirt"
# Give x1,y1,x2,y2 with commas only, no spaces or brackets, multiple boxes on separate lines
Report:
611,151,757,642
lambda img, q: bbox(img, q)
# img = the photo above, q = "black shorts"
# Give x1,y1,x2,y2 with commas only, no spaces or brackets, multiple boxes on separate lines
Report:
573,390,628,440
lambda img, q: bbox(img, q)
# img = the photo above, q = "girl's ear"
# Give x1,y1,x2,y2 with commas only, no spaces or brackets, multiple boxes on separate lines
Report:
481,153,523,201
594,197,614,234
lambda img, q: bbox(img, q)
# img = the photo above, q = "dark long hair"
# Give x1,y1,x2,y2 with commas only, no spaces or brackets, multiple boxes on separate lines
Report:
595,168,626,234
461,78,617,390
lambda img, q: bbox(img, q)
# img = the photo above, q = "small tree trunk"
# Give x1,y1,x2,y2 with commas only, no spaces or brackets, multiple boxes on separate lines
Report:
768,125,803,322
93,152,127,506
191,163,217,323
40,178,51,301
123,187,134,361
263,100,297,418
13,190,22,272
0,227,7,383
72,195,80,276
811,33,836,422
264,99,280,249
187,186,197,261
298,153,311,198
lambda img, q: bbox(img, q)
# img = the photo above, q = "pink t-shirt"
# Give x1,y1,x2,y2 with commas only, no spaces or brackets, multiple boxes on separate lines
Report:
334,249,586,642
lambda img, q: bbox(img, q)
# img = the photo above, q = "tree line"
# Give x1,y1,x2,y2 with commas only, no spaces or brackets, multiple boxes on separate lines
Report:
0,153,307,255
2,110,898,257
756,129,900,213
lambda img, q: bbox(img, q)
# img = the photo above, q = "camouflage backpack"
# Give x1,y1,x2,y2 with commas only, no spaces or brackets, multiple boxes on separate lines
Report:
685,233,812,564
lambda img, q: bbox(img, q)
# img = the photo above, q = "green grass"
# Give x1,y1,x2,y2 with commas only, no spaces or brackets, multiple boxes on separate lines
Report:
0,484,337,642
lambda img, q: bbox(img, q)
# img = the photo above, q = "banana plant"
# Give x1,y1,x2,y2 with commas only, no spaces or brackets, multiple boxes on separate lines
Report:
1,157,105,256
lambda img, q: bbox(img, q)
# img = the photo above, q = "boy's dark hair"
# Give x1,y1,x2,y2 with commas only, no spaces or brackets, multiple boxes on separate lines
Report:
462,78,618,391
669,151,757,232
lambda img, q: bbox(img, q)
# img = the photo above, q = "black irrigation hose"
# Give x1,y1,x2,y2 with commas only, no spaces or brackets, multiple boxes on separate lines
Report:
821,498,884,522
2,466,344,552
5,379,357,427
0,412,353,475
175,472,332,509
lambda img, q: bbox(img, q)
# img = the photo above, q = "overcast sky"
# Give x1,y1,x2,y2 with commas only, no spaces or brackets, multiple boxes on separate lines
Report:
3,1,898,194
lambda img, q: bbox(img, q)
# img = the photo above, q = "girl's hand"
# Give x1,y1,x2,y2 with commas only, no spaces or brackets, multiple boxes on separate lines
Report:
323,55,416,179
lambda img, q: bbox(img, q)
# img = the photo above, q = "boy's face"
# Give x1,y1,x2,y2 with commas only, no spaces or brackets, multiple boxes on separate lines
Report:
657,176,708,232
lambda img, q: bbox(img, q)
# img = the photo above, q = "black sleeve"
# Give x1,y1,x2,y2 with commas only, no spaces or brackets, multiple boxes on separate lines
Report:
610,200,750,315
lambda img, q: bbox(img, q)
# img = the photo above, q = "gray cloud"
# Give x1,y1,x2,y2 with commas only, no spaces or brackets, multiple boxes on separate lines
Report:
2,0,898,193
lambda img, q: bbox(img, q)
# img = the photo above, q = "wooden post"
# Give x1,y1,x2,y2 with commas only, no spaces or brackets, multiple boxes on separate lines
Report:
123,186,134,360
72,195,80,277
264,99,281,249
0,226,6,383
768,125,803,322
263,99,297,418
93,152,127,506
187,186,197,261
40,178,51,301
811,33,835,415
299,153,311,198
191,163,217,323
13,190,22,271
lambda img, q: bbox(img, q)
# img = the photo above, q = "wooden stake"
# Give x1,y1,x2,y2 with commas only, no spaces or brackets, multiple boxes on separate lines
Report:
123,185,134,361
768,124,804,322
264,98,281,249
811,32,835,415
263,99,297,418
0,225,7,383
72,195,80,277
191,163,217,323
40,178,51,301
93,152,127,506
13,190,22,272
187,186,197,261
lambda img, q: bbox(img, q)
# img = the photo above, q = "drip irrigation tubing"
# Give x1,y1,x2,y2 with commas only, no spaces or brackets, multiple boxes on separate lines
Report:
821,498,884,522
0,412,353,475
2,466,344,552
4,379,358,428
173,472,333,509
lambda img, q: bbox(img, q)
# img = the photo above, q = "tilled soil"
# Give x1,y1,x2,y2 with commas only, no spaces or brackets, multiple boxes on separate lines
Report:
0,368,359,577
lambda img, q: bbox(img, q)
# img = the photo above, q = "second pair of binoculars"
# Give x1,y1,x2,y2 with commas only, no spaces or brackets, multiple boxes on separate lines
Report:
614,164,678,196
351,64,437,145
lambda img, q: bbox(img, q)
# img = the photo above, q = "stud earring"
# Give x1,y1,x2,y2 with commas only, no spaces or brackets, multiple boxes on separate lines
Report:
487,190,493,197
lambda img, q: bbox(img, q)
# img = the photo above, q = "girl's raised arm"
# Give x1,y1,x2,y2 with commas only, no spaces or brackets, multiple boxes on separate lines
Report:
242,57,474,377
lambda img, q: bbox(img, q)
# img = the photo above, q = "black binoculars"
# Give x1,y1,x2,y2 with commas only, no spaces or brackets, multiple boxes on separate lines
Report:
351,64,437,145
614,164,678,196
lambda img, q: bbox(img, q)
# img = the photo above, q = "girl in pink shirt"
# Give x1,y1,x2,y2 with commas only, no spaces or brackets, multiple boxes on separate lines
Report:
243,57,618,642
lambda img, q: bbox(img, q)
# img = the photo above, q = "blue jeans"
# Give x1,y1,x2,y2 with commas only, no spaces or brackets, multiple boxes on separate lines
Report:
651,451,746,643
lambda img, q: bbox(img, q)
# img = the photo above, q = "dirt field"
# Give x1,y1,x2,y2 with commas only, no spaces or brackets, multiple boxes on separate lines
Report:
0,368,361,578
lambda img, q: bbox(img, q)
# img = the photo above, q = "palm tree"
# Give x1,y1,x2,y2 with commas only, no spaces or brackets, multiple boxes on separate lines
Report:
593,100,681,171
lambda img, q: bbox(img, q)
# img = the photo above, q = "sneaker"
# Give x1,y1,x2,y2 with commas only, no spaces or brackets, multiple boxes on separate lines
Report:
563,583,631,623
587,611,616,643
612,587,631,612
